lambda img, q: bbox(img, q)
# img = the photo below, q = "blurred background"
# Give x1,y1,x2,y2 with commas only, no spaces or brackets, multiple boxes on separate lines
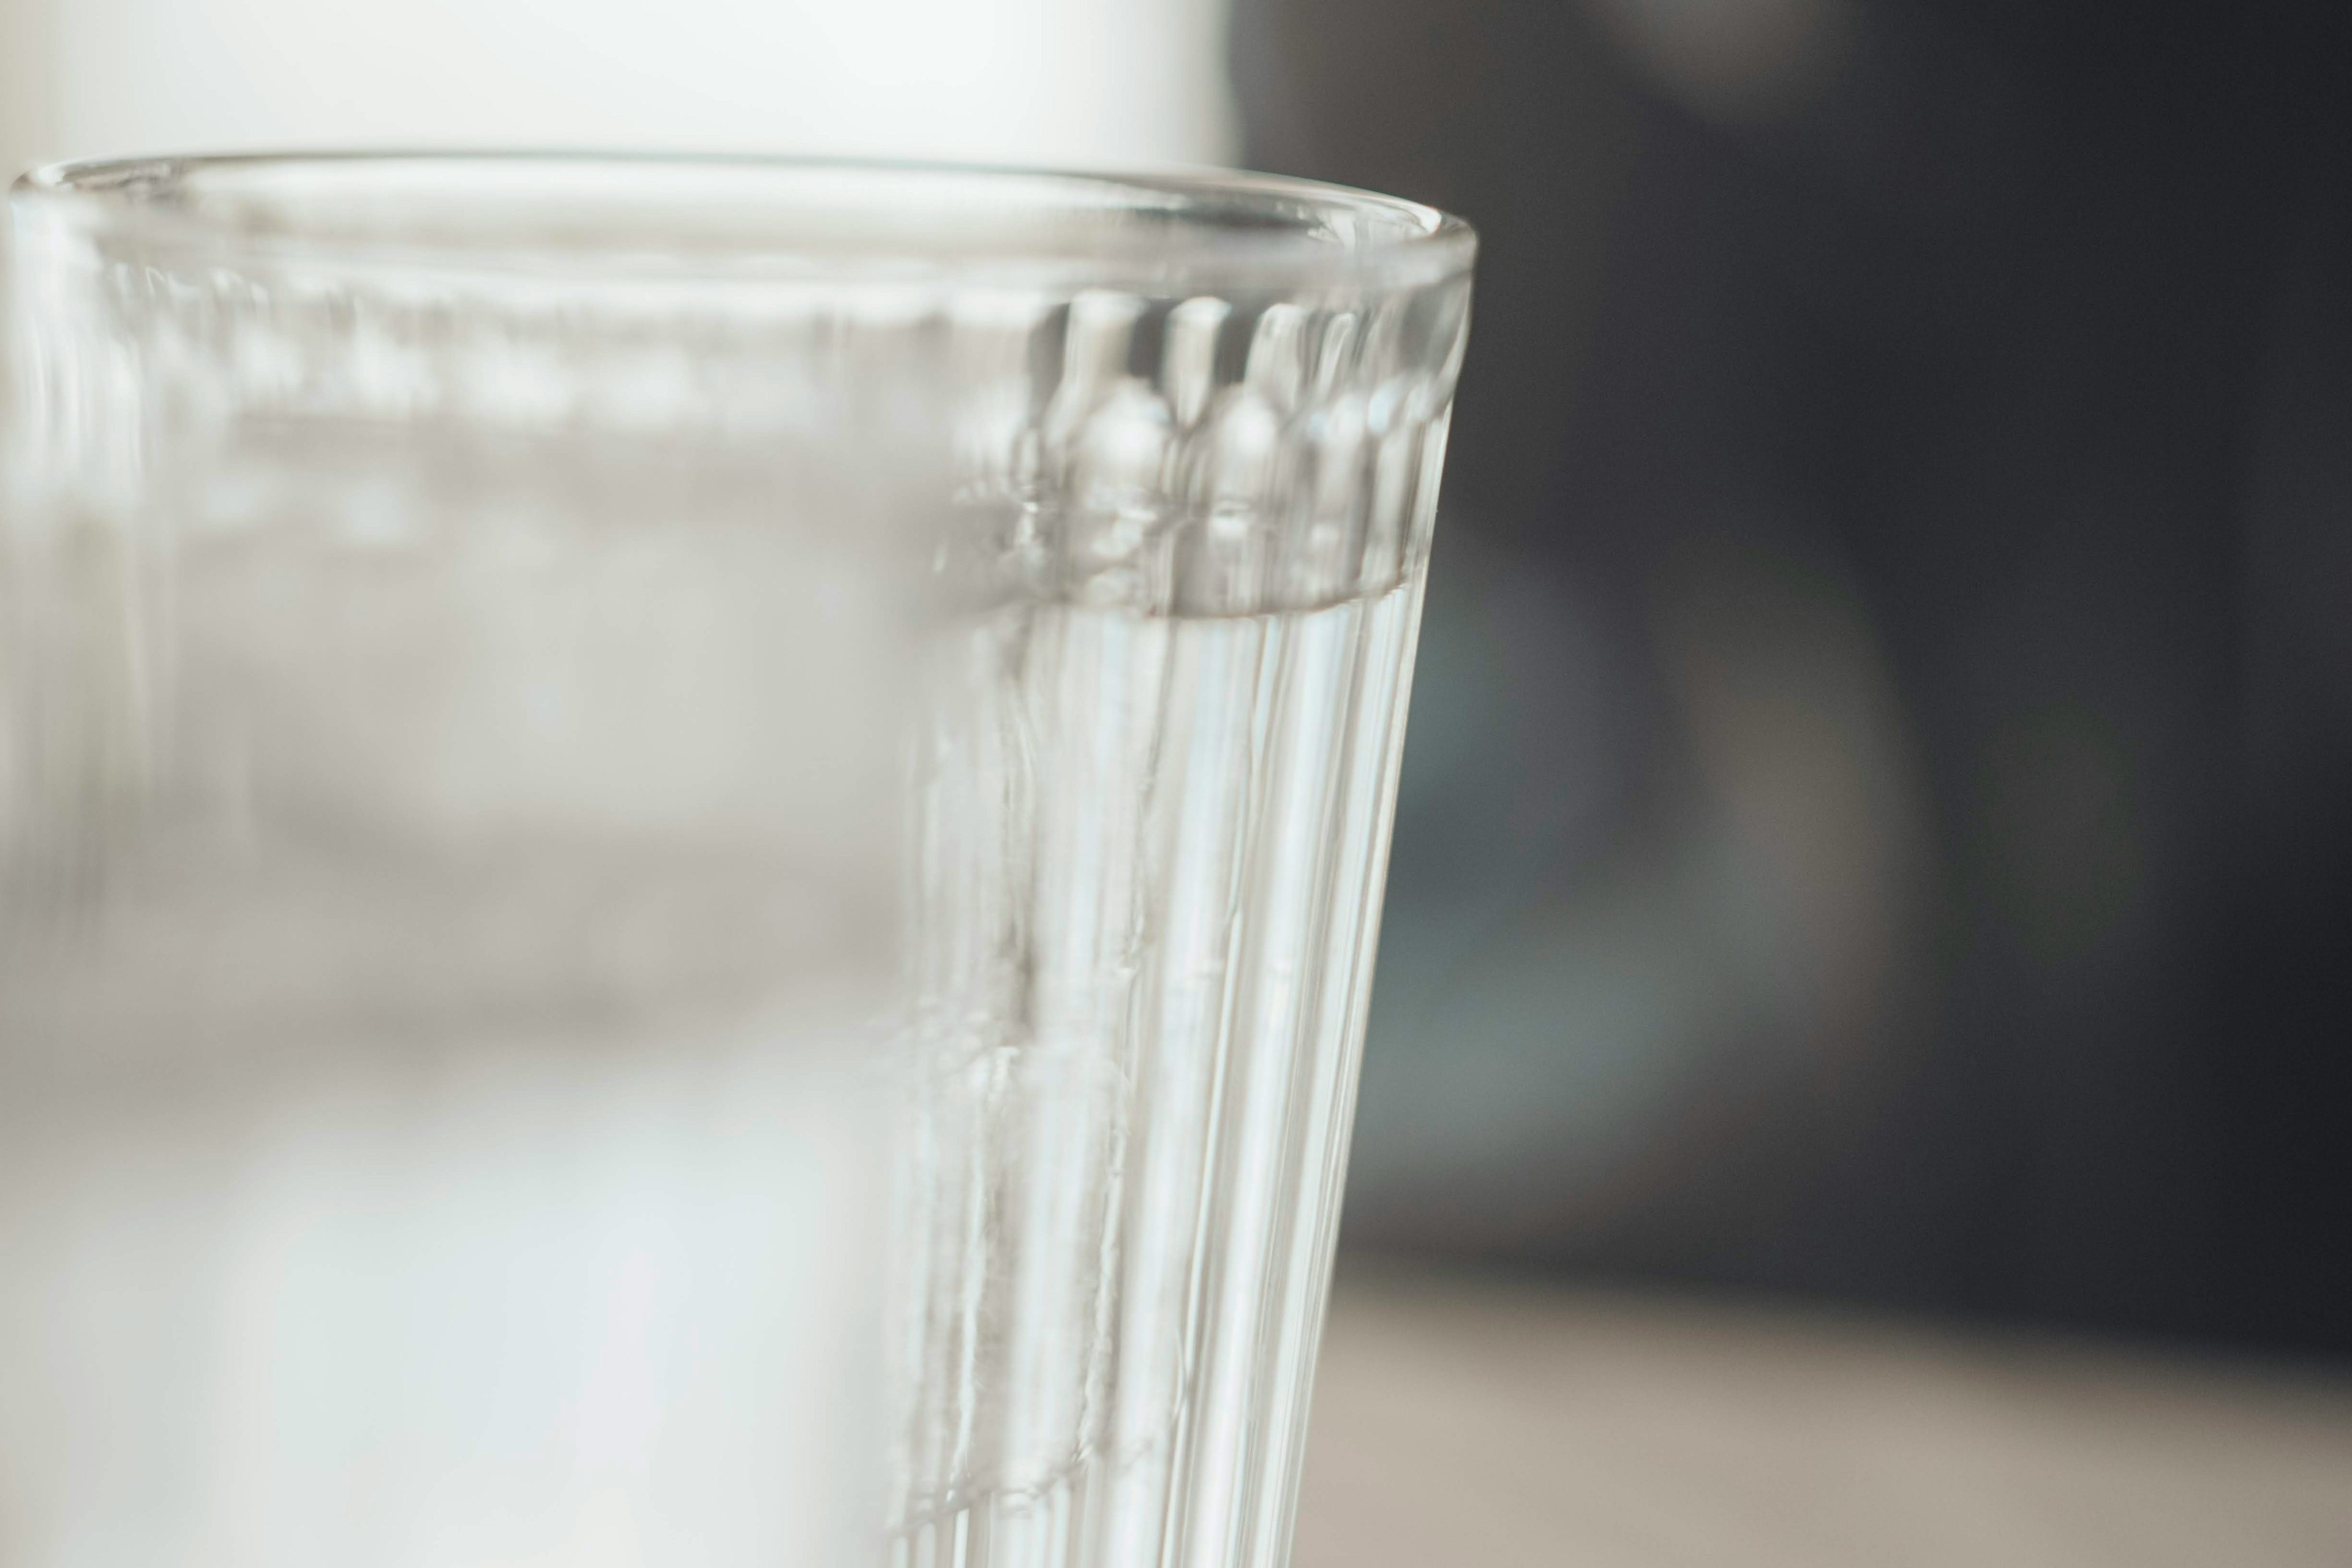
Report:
4,0,2346,1368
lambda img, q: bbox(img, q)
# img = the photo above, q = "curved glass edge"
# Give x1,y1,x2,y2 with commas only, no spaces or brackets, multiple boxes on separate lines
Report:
10,152,1478,295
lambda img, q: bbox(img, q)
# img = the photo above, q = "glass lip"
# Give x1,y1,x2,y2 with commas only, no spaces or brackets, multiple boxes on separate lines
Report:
11,150,1477,292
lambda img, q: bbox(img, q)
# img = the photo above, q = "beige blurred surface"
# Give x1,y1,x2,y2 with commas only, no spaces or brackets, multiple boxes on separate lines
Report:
1296,1266,2352,1568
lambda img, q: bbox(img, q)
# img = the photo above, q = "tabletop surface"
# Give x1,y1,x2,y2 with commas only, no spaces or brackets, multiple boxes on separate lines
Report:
1293,1267,2352,1568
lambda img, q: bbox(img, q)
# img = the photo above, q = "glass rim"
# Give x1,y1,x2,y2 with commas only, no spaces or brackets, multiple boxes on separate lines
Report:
12,150,1477,292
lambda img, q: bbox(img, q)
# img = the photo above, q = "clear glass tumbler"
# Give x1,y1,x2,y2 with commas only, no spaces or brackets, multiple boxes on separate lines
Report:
0,154,1474,1568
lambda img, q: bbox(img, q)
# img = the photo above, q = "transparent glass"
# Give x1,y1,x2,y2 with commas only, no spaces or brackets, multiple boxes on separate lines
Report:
0,154,1474,1568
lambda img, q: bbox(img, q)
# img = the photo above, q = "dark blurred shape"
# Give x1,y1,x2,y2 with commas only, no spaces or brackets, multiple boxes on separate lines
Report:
1236,0,2352,1355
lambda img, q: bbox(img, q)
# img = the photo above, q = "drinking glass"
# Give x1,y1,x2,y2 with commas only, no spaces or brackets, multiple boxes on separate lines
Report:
0,154,1474,1568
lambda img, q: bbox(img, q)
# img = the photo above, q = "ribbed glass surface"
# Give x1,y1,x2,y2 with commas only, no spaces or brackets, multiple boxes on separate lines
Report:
1,155,1473,1568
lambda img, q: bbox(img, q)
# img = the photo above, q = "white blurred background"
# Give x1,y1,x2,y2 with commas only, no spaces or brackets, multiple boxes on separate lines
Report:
0,0,1235,179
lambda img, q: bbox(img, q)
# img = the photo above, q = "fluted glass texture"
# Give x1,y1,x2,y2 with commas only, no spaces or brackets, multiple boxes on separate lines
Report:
0,156,1474,1568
